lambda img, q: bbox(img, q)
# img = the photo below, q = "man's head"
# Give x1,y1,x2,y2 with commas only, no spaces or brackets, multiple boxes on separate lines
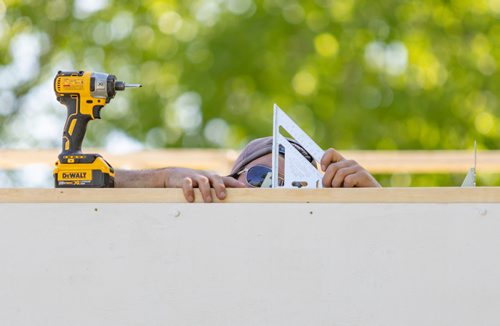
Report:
229,136,315,187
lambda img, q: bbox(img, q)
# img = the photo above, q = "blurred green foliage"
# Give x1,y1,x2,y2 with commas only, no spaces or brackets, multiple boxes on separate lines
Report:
0,0,499,186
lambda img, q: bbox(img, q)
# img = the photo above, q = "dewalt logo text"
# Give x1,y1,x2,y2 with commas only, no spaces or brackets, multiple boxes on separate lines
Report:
59,171,91,181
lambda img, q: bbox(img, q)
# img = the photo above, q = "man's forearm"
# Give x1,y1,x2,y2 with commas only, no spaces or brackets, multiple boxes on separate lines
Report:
114,169,168,188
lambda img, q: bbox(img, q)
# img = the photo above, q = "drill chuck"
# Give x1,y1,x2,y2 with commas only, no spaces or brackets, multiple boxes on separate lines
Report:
114,81,126,91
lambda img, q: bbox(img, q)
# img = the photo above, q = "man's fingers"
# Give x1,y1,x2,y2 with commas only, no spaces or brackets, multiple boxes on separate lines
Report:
195,175,213,203
331,166,358,188
176,169,248,202
321,148,345,171
343,173,361,188
209,174,227,200
348,170,382,188
182,177,195,202
322,159,356,187
222,176,246,188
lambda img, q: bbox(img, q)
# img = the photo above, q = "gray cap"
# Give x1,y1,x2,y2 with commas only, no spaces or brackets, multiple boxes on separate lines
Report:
229,136,315,176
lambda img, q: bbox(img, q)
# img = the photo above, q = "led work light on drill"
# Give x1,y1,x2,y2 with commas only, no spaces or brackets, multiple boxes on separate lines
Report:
53,71,141,188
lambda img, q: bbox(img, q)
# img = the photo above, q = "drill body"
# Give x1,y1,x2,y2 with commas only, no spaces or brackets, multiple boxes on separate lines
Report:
53,71,140,188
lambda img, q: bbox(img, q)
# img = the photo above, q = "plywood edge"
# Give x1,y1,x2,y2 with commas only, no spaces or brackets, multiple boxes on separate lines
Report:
0,187,499,203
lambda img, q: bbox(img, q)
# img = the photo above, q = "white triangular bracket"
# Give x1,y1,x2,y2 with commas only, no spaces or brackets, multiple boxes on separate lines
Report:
461,141,477,187
271,104,324,188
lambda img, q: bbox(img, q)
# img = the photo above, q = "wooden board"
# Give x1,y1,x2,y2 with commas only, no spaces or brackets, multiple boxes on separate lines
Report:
1,187,500,203
1,149,498,173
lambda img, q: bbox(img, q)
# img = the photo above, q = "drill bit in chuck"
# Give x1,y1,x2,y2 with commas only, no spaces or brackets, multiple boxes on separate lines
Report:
114,81,142,91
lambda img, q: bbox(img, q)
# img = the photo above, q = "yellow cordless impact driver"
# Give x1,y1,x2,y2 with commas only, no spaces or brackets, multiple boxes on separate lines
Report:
53,71,141,188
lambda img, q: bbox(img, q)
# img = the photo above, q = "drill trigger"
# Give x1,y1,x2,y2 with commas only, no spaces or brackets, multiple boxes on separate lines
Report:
93,105,103,119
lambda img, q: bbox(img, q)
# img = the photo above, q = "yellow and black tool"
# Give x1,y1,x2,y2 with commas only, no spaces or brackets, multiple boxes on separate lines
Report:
53,71,141,188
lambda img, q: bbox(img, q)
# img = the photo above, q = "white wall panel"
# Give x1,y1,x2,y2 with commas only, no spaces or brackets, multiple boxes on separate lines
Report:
1,202,499,325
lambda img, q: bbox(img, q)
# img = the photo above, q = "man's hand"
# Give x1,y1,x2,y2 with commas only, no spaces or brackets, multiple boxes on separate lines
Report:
115,168,245,203
164,167,245,203
320,148,381,188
